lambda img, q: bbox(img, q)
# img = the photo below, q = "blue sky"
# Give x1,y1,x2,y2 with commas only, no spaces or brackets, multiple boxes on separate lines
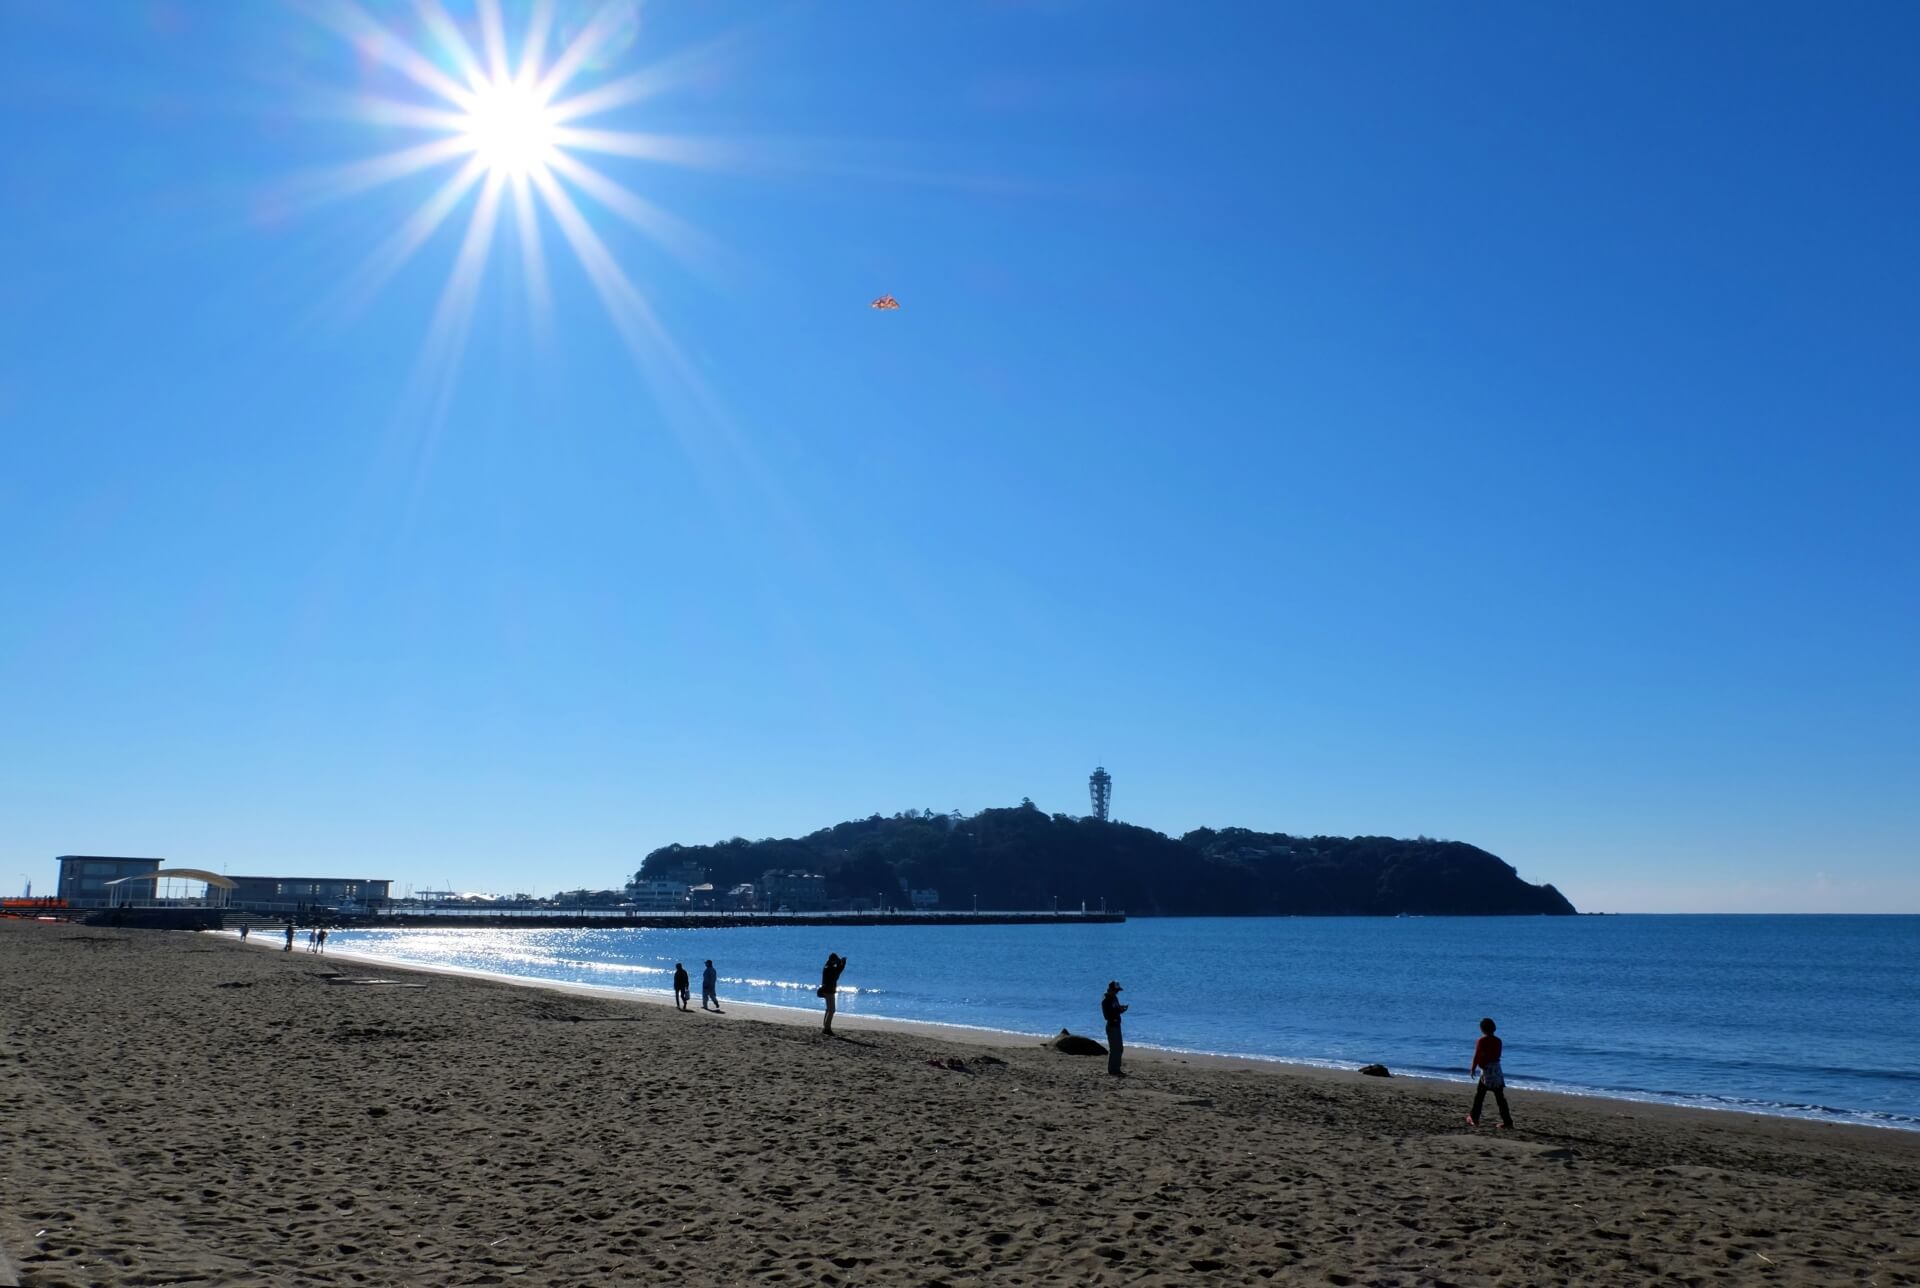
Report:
2,1,1915,911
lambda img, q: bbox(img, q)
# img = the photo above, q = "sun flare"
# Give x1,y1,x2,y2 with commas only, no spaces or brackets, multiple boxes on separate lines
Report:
460,78,558,177
299,0,729,412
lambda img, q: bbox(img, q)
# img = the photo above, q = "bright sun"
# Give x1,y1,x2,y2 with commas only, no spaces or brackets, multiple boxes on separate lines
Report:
461,78,557,177
305,0,720,409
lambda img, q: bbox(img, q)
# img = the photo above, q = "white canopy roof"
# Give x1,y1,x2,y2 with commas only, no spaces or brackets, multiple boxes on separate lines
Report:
103,868,237,890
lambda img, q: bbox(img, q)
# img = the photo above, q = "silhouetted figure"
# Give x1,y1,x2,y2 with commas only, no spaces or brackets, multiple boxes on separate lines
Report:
307,928,319,953
316,928,328,955
673,962,691,1011
1102,981,1127,1077
283,923,295,952
1467,1016,1513,1128
819,953,847,1034
238,924,249,942
701,960,720,1011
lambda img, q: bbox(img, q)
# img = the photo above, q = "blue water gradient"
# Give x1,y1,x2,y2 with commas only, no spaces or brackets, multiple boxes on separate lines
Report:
322,915,1920,1130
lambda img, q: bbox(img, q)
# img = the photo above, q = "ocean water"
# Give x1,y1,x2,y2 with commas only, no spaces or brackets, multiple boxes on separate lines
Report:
323,915,1920,1131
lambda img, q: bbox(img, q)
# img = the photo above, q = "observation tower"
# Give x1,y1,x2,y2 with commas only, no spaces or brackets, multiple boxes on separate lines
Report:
1089,766,1112,822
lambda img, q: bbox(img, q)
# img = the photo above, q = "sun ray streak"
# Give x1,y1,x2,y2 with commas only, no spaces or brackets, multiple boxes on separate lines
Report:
545,151,723,270
508,172,553,336
301,91,471,133
410,170,507,426
535,2,630,103
477,0,511,83
544,32,747,125
518,0,557,85
531,168,774,489
412,0,486,90
301,0,474,109
334,155,488,317
535,164,809,567
546,127,730,169
530,166,678,368
289,135,474,209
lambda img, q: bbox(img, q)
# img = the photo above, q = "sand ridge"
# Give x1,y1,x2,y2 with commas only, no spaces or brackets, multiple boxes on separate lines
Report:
2,921,1916,1286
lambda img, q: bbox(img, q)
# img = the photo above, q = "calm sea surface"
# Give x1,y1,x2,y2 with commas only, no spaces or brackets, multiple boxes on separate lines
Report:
323,915,1920,1130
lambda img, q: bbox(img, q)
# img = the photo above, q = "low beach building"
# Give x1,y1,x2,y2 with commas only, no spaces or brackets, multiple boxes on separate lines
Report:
225,876,392,915
56,855,163,907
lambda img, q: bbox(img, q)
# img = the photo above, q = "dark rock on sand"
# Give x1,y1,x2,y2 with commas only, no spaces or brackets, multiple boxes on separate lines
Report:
1357,1064,1391,1077
1045,1029,1108,1056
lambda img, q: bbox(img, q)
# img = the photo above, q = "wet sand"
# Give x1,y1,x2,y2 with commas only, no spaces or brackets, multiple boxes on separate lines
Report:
2,920,1916,1286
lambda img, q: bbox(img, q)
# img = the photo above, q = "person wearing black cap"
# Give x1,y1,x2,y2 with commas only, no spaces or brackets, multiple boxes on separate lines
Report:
819,952,847,1035
1101,981,1128,1077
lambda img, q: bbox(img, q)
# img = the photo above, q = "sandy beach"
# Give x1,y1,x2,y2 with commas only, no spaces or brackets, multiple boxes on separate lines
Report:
2,921,1916,1287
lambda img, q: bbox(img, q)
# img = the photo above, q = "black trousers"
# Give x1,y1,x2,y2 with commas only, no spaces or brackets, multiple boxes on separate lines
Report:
1471,1079,1512,1126
1106,1023,1124,1075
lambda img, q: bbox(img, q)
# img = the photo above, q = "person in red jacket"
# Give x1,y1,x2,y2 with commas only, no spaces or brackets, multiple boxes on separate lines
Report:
1467,1016,1513,1128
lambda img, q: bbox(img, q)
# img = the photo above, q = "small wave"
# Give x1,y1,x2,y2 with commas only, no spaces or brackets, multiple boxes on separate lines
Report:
546,957,669,977
729,976,878,995
1115,1048,1920,1133
329,938,881,996
1503,1079,1920,1132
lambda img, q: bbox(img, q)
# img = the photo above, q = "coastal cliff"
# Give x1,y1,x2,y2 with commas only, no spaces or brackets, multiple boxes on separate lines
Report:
639,804,1576,916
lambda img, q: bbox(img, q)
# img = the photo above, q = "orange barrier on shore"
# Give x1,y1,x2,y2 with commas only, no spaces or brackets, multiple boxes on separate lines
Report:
1,897,71,918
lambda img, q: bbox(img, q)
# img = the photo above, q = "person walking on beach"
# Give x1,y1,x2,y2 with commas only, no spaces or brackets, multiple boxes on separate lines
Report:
1466,1016,1513,1129
1102,980,1128,1077
701,959,720,1011
672,962,691,1011
818,952,847,1035
283,923,294,952
238,924,249,943
316,928,328,954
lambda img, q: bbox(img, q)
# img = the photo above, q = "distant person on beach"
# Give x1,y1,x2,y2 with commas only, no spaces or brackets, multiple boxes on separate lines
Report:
238,924,248,942
1102,981,1128,1077
1467,1017,1513,1129
818,953,847,1035
701,960,720,1011
316,928,328,954
307,929,318,953
283,924,294,952
673,962,691,1011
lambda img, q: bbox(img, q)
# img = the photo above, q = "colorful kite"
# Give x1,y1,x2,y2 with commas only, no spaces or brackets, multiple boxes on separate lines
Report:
871,294,900,310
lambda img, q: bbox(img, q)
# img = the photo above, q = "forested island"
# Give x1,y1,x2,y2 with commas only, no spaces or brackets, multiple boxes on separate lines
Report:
636,803,1576,917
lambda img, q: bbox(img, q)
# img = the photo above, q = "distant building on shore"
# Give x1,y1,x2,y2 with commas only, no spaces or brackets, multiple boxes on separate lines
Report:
624,879,691,910
55,856,389,913
57,856,164,906
761,870,828,912
642,854,707,888
226,875,391,914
